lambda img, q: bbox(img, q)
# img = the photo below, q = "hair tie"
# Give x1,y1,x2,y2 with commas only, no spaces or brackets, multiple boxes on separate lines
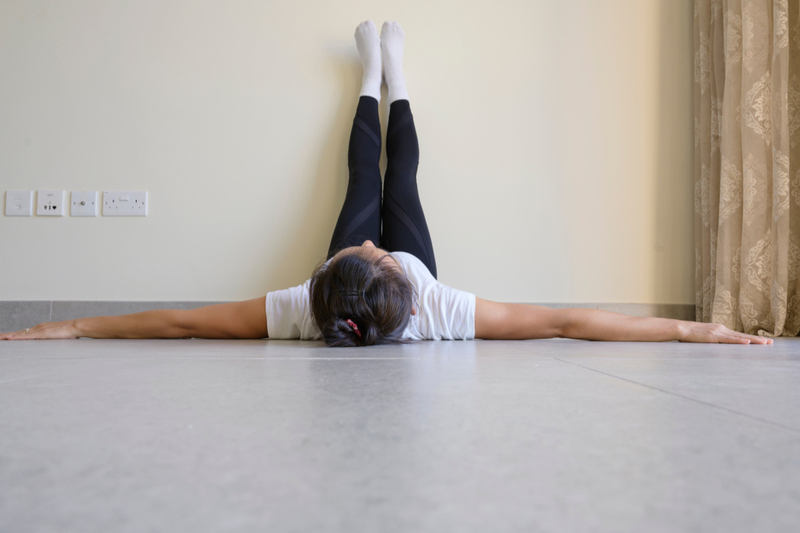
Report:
346,319,362,338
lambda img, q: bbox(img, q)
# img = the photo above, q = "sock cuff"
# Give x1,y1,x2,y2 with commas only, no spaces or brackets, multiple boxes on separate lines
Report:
359,89,381,102
387,85,408,105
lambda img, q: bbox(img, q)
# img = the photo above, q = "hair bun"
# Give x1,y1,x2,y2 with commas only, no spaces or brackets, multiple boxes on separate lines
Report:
309,253,415,347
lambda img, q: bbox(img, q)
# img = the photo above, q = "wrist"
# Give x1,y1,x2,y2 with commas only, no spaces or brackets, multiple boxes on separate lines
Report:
674,320,688,342
71,318,87,338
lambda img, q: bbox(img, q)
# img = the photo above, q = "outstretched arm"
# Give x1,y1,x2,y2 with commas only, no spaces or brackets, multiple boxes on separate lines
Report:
474,298,772,344
0,297,269,340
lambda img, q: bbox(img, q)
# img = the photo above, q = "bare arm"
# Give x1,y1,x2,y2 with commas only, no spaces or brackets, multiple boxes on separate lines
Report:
0,297,269,340
474,298,772,344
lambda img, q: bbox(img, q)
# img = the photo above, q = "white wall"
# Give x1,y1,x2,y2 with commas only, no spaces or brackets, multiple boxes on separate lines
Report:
0,0,694,304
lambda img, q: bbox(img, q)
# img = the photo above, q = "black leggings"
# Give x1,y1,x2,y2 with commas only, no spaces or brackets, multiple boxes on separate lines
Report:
327,96,437,279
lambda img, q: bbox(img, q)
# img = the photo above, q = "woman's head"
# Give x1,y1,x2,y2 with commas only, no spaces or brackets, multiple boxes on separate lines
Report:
310,241,415,347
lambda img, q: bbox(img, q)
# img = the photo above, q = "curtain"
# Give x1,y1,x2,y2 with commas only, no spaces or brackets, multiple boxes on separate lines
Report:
694,0,800,336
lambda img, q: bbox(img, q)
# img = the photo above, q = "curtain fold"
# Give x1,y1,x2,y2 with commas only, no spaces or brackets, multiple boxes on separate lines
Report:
695,0,800,336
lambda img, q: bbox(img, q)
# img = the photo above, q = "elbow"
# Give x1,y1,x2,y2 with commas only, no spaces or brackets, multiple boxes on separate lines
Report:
168,310,195,339
552,310,580,340
557,324,578,340
556,315,577,339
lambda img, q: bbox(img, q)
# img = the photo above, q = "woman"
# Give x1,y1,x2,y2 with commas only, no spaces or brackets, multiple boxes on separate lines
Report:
0,21,771,346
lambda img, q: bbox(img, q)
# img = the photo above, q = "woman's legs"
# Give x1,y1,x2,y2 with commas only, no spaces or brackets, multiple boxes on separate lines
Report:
381,100,437,278
379,22,437,278
327,22,383,258
327,96,382,258
328,21,437,279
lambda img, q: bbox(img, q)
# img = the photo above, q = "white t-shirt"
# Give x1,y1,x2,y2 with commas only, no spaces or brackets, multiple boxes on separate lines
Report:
265,252,475,341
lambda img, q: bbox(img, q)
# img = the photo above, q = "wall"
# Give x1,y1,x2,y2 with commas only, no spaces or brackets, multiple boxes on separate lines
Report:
0,0,694,304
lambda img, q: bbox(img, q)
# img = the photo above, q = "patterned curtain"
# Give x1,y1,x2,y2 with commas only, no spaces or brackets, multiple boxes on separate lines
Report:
694,0,800,336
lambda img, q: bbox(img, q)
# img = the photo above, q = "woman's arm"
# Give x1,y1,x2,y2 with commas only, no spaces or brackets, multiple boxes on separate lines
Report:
0,297,269,340
474,298,772,344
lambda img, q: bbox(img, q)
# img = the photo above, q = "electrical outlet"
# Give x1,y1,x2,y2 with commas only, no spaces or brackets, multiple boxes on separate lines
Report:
37,190,66,216
71,191,98,217
5,191,33,216
103,191,148,216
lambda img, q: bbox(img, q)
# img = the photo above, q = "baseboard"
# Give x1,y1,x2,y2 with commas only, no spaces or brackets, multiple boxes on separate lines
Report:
0,301,223,334
0,301,696,334
535,303,695,322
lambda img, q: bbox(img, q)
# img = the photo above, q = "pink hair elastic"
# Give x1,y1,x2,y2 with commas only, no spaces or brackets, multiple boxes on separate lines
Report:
346,319,362,338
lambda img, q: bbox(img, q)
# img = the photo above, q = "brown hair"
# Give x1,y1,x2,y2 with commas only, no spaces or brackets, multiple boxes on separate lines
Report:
309,252,414,347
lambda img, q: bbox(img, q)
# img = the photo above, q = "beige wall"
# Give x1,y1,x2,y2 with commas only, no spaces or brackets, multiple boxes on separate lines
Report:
0,0,694,304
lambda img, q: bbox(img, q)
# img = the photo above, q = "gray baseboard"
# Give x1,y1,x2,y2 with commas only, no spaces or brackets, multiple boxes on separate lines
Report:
0,301,223,333
537,303,696,322
0,301,696,334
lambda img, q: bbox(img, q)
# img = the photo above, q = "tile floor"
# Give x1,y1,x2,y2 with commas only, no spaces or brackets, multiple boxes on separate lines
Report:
1,338,798,533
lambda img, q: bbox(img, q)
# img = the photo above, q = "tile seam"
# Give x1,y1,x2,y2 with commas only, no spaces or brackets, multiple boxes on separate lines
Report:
21,357,422,361
552,356,800,434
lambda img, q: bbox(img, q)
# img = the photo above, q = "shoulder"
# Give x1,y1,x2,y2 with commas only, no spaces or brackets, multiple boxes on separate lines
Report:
391,253,476,340
265,280,318,339
266,279,311,303
391,252,436,285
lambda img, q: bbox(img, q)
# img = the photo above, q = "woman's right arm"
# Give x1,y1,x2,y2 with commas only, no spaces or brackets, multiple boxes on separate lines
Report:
474,297,771,344
0,297,269,340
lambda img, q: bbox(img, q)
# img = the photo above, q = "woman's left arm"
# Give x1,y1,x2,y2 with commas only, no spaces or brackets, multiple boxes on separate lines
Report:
474,298,772,344
0,297,268,340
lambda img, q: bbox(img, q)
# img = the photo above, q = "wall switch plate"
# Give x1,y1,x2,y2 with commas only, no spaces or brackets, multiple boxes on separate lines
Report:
71,191,98,217
37,190,66,216
5,191,34,216
103,191,148,216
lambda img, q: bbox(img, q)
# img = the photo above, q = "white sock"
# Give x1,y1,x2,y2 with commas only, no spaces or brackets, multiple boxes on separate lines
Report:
355,21,381,101
381,21,408,104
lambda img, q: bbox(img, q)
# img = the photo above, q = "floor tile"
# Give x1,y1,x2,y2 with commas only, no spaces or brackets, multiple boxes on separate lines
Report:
0,339,798,533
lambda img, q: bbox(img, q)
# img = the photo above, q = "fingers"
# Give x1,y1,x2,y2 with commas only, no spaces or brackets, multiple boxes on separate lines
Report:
1,326,43,340
1,322,77,340
731,330,772,344
719,329,772,345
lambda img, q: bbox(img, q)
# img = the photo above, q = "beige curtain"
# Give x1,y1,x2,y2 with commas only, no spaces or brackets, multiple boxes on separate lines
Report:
695,0,800,336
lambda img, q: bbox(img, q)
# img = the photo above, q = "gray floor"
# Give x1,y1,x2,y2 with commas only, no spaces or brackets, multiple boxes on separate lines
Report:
1,338,799,533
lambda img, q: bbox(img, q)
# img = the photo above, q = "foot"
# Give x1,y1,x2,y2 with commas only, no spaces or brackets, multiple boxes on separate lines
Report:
355,20,382,101
381,21,408,104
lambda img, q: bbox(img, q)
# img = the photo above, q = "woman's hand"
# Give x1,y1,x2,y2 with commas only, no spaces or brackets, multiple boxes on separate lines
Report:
677,321,773,344
0,298,268,341
0,321,81,340
475,299,775,344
